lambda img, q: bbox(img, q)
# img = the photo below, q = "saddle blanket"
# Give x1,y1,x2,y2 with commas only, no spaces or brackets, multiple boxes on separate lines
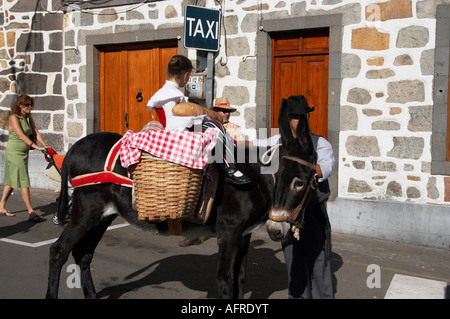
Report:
120,128,220,170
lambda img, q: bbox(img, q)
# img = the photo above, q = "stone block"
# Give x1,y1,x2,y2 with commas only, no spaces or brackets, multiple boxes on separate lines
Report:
372,120,400,130
346,87,371,104
346,136,380,157
420,49,434,75
365,0,412,21
372,160,396,172
34,96,65,111
10,0,48,12
32,52,63,73
16,32,44,52
340,105,358,130
0,110,11,130
49,32,63,51
0,78,10,93
408,105,432,132
16,73,47,95
386,180,402,197
351,27,389,51
67,122,83,138
98,8,118,23
366,68,395,79
427,177,439,200
387,137,424,160
394,54,413,66
396,26,429,48
444,177,450,202
222,86,249,106
386,80,425,103
367,57,384,66
32,113,51,130
31,12,64,31
342,53,361,78
348,178,372,193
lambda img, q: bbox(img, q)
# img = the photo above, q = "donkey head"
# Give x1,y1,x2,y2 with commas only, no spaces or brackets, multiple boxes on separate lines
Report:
266,98,318,242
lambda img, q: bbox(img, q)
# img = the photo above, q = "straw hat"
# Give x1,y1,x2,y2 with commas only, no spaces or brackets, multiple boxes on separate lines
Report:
212,97,237,112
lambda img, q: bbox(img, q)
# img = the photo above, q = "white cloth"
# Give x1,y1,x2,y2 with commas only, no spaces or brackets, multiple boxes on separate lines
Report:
146,80,205,131
252,134,335,182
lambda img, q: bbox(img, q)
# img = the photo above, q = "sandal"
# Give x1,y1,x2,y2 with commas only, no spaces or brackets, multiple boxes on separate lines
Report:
28,212,43,222
1,211,15,217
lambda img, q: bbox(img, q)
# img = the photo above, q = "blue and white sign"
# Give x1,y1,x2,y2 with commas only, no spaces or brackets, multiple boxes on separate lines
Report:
184,5,221,52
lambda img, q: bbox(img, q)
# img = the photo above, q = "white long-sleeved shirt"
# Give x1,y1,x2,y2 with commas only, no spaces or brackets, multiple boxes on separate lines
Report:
146,80,204,131
252,134,335,182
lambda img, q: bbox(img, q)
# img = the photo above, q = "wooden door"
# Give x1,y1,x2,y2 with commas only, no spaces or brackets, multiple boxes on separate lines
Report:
99,44,177,134
271,30,329,138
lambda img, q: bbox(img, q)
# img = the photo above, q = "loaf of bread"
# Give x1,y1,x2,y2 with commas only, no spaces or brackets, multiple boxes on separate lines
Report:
172,103,222,123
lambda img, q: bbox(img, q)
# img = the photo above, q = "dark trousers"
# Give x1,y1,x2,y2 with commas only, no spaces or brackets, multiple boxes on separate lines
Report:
282,202,334,299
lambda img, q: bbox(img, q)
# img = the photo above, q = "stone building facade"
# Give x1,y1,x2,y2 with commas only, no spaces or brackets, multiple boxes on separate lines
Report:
0,0,449,248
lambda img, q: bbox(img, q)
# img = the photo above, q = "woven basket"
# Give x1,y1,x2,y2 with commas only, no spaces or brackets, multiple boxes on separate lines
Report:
133,153,203,222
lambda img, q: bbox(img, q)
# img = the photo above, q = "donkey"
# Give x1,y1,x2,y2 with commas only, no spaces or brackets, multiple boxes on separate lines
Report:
265,101,318,244
46,102,317,299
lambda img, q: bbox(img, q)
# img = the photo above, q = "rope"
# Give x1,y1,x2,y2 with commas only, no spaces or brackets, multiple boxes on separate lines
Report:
260,143,282,165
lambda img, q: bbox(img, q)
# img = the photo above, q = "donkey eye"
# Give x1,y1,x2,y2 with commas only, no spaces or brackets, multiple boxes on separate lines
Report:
290,177,305,192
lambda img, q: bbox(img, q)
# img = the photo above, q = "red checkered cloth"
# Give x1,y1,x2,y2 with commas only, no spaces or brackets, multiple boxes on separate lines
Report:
120,128,220,170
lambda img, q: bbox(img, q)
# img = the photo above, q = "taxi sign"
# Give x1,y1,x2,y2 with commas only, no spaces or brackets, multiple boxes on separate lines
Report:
184,5,221,52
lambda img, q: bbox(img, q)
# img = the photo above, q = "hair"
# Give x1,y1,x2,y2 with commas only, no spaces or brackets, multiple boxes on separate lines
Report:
167,55,193,79
11,94,34,116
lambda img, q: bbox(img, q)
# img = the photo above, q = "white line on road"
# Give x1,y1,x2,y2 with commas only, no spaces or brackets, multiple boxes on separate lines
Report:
385,274,448,299
0,223,129,248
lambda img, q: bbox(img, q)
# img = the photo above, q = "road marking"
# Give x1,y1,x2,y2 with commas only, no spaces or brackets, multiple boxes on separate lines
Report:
0,223,129,248
385,274,448,299
334,256,450,283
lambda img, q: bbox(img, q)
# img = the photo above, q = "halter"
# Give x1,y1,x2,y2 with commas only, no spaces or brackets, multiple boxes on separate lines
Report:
267,153,318,228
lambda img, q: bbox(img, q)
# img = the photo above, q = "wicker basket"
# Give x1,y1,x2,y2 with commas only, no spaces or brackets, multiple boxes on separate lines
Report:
132,153,203,222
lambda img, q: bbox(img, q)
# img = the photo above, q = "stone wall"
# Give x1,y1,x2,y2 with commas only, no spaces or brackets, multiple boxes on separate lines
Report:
339,0,449,206
0,0,65,151
0,0,449,215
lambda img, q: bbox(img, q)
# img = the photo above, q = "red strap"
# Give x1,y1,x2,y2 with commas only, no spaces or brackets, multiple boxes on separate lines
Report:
71,138,133,188
105,139,121,172
155,108,166,128
71,172,133,188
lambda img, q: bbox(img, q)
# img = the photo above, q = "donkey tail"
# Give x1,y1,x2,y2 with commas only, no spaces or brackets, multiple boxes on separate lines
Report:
56,158,70,225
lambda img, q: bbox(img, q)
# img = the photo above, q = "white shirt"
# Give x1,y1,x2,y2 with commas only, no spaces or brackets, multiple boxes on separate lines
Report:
252,134,335,182
147,80,204,131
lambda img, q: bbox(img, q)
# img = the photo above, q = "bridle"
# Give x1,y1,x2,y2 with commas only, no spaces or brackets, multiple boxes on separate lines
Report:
268,154,318,229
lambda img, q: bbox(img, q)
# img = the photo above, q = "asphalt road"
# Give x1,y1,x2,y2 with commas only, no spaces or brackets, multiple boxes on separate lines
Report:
0,186,449,301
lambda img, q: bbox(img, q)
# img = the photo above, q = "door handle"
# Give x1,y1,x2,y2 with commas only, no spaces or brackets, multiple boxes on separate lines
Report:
136,92,143,102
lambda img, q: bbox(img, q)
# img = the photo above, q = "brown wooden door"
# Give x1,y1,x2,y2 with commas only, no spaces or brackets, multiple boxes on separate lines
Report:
99,43,177,134
271,30,329,138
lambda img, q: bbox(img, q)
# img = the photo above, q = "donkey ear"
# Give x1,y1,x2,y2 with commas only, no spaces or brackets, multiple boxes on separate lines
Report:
278,98,296,146
295,114,315,155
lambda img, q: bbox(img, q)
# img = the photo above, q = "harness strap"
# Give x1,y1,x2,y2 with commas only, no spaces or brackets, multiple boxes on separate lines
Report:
281,155,316,170
268,154,318,224
71,138,133,188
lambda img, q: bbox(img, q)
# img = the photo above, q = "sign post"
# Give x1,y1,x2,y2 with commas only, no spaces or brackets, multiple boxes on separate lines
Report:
184,5,221,107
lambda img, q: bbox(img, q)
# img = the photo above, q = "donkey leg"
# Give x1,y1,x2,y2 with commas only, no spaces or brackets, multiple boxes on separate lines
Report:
72,215,115,299
233,233,251,299
46,222,86,299
217,230,249,299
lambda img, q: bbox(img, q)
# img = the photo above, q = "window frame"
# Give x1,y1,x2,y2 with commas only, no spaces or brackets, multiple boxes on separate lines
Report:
431,4,450,175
